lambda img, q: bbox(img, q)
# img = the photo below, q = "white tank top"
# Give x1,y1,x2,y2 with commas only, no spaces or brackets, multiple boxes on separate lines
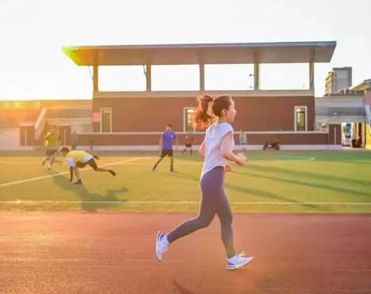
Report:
201,122,234,178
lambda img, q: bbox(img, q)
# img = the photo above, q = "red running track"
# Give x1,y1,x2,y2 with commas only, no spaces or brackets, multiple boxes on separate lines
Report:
0,212,370,293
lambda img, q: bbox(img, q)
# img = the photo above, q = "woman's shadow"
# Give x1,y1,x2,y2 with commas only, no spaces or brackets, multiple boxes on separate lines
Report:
51,171,127,212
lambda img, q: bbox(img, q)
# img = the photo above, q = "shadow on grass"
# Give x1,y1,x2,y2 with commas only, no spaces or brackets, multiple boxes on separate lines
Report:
175,153,203,163
172,171,318,209
51,172,127,212
224,182,318,209
170,171,199,182
247,163,371,187
239,164,371,198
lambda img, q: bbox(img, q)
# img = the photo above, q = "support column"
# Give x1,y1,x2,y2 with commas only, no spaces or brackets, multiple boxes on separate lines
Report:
253,51,260,90
146,64,152,91
254,63,260,90
93,65,99,94
309,49,315,91
199,63,205,92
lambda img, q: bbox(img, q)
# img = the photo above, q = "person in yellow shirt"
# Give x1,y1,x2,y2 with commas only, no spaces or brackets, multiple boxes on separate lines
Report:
42,126,60,170
60,146,116,185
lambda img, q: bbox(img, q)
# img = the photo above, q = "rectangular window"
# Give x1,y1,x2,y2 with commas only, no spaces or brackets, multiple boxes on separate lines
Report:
260,63,309,90
183,107,195,132
205,64,254,90
99,66,146,91
152,65,199,91
294,106,307,131
101,108,112,133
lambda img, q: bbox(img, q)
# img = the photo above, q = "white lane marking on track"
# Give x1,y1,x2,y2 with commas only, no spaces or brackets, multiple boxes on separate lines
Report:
0,157,149,188
0,200,371,206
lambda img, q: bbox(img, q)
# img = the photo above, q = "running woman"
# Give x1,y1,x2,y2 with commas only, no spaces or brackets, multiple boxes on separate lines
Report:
60,147,116,185
155,94,254,270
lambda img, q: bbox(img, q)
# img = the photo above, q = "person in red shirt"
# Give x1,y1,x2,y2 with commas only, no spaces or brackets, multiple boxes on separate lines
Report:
182,132,194,155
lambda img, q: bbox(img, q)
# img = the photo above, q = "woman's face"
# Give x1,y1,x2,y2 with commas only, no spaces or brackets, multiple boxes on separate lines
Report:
223,99,237,123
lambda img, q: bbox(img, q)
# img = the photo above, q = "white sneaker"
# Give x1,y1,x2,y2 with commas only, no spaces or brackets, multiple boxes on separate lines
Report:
155,231,169,261
226,252,254,270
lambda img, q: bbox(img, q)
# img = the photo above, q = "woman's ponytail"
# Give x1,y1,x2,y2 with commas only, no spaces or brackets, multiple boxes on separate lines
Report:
192,95,213,129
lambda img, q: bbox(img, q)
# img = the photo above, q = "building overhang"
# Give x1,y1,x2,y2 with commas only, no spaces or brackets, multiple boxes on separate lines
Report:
315,116,366,124
315,96,368,124
351,79,371,91
63,41,336,66
93,89,314,99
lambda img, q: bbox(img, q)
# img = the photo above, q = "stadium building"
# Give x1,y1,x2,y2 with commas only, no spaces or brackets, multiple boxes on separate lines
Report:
2,41,370,151
63,41,347,150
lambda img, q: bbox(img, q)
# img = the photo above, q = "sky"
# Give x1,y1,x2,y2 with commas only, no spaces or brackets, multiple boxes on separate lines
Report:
0,0,370,100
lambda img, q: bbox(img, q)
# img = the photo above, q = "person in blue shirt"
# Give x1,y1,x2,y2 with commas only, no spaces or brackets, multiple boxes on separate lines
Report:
152,123,176,172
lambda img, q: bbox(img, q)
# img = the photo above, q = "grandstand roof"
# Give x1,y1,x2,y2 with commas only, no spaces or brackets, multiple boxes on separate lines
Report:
64,41,336,66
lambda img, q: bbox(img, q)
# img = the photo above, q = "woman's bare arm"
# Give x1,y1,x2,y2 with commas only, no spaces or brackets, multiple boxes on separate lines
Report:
220,132,245,165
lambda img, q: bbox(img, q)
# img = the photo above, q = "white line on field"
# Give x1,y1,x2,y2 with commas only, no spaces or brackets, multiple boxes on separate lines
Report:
0,157,149,188
0,200,370,206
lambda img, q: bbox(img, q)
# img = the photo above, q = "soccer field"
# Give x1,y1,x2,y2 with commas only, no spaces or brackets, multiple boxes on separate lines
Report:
0,150,371,213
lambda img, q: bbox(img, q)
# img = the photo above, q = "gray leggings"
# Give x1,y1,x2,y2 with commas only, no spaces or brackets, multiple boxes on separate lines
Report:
167,166,235,258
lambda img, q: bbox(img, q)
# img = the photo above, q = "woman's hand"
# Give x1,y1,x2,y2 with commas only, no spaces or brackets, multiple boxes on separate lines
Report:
224,164,233,172
235,152,247,166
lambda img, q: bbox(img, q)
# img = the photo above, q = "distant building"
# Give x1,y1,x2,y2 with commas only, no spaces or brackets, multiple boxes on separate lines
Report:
325,67,352,94
318,74,371,150
351,79,371,150
0,100,91,150
351,79,371,91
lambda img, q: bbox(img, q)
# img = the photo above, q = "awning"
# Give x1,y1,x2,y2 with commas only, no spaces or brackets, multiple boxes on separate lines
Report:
63,41,336,66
